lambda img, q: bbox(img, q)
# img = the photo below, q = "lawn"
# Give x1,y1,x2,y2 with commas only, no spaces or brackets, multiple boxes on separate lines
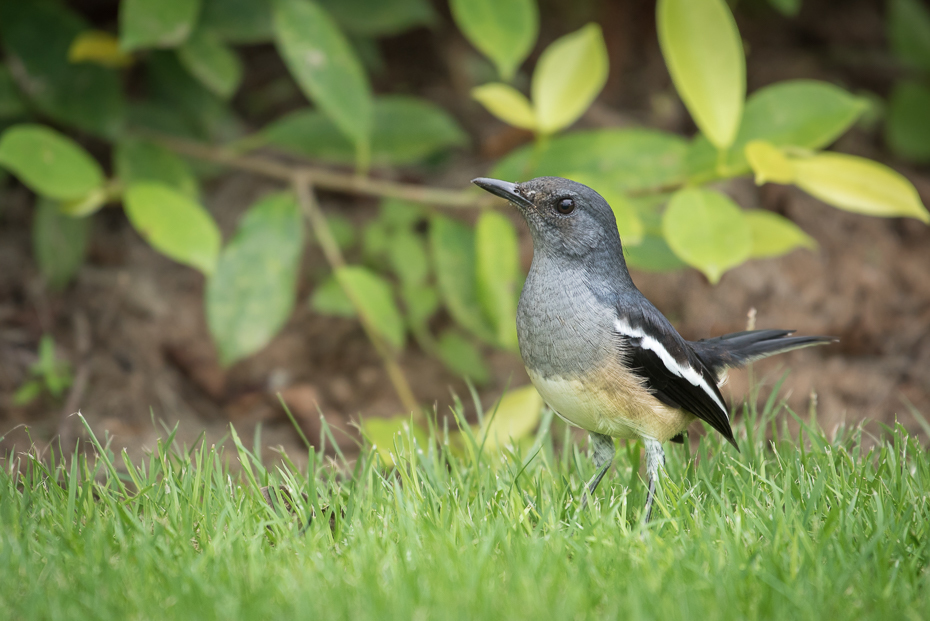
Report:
1,385,928,620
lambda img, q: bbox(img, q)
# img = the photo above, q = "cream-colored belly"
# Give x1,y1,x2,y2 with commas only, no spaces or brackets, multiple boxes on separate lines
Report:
526,366,695,442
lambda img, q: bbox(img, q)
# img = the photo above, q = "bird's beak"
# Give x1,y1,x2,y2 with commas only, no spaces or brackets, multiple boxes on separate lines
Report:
472,177,535,210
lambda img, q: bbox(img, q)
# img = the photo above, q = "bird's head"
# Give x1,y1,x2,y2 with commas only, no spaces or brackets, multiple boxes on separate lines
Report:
472,176,623,260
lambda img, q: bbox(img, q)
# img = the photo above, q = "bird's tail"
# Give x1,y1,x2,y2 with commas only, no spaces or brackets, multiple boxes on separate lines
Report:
692,329,836,375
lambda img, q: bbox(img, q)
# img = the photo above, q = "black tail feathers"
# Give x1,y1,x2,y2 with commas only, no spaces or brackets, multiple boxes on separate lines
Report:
693,329,836,375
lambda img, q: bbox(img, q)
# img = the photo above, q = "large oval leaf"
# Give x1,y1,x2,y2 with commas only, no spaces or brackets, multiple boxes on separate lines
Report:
492,129,688,193
531,23,608,134
336,266,406,350
657,0,745,149
745,140,794,185
792,153,929,223
478,385,544,451
114,137,199,199
662,188,751,283
124,182,221,274
207,193,303,365
745,211,815,259
0,124,104,201
886,81,930,164
471,83,536,131
32,199,90,290
688,80,868,180
263,96,466,166
475,211,520,350
450,0,537,81
429,215,496,342
178,29,243,99
888,0,930,73
273,0,372,162
119,0,201,50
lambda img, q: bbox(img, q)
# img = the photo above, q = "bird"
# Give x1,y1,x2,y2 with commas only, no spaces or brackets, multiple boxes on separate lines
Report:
472,176,835,521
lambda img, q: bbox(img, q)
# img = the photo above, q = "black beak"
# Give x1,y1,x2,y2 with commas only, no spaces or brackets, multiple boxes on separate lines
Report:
472,177,535,210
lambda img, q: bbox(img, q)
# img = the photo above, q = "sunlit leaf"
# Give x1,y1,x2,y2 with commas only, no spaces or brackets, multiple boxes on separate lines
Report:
273,0,372,164
59,187,108,218
471,83,536,131
400,282,439,327
746,211,815,259
886,81,930,164
0,124,104,201
657,0,745,149
745,140,794,185
178,30,243,99
532,23,608,134
320,0,434,36
310,275,355,317
264,96,465,166
493,129,688,193
362,415,428,465
124,182,221,274
336,266,406,350
436,330,490,385
888,0,930,72
429,215,496,342
119,0,201,50
565,171,644,244
114,137,199,199
475,211,520,350
450,0,538,81
662,188,751,283
478,385,543,450
32,199,90,289
791,153,929,223
388,230,430,286
68,31,134,68
207,193,303,365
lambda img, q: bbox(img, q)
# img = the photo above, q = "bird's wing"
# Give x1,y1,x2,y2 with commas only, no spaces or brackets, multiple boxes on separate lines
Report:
613,306,737,447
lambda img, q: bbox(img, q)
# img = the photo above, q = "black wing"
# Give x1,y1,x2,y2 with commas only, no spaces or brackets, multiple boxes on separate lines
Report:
614,305,737,448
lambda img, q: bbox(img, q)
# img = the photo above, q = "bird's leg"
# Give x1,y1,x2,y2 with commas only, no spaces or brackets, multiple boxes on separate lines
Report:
642,438,665,522
581,432,615,509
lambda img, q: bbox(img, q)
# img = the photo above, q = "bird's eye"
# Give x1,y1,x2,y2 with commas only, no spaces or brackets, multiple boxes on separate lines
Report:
556,198,575,214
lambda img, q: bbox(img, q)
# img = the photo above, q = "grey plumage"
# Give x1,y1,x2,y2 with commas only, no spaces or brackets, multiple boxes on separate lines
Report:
472,176,835,521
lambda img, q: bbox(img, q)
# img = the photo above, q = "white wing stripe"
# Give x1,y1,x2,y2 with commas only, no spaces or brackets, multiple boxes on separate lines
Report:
614,317,729,418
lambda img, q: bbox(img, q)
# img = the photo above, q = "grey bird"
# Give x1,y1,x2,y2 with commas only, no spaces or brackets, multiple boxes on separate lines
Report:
472,176,835,521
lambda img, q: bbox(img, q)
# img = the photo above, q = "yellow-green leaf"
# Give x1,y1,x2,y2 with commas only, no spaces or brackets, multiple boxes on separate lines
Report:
119,0,201,50
32,199,90,289
531,23,608,134
745,140,794,185
363,415,428,465
565,171,644,244
450,0,538,81
471,83,536,131
662,188,751,283
178,29,243,99
436,330,490,385
336,266,406,350
657,0,745,149
478,385,543,451
475,211,520,350
791,153,929,223
746,211,815,258
68,30,134,68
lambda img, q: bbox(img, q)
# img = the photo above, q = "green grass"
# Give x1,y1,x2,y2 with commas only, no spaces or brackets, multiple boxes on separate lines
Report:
1,383,928,620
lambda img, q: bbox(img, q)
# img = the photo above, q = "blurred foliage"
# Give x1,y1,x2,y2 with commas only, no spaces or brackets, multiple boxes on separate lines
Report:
0,0,927,446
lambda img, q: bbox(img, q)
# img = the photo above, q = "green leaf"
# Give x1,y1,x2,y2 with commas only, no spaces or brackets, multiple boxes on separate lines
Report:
388,230,430,286
124,182,222,274
59,187,108,218
0,67,27,119
0,2,125,137
471,83,536,131
200,0,274,44
475,211,520,350
263,96,466,166
688,80,868,180
746,211,815,259
32,199,90,289
478,385,543,450
119,0,201,50
336,266,406,350
362,415,428,465
531,23,608,134
206,193,303,365
657,0,745,149
114,137,199,199
273,0,372,163
319,0,434,36
767,0,801,17
492,129,688,193
888,0,930,72
325,214,356,251
791,153,930,223
400,282,439,327
429,215,496,342
564,172,644,244
310,275,356,317
745,140,794,185
436,330,490,385
178,30,243,99
450,0,538,81
380,199,425,230
662,188,752,283
623,234,686,272
0,124,104,201
886,81,930,164
12,380,43,406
